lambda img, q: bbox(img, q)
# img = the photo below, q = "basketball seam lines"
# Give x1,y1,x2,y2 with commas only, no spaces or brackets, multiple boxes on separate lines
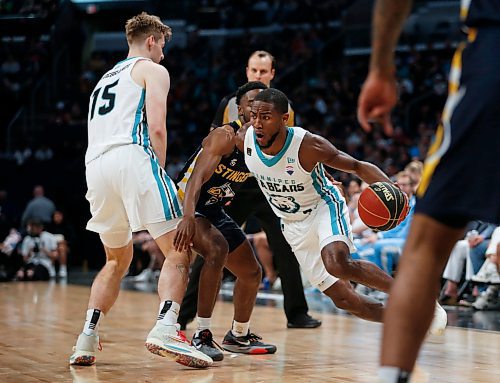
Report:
358,199,401,222
363,188,392,220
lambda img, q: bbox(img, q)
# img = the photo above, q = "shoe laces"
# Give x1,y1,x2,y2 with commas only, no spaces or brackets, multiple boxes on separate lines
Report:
243,332,262,343
198,329,223,350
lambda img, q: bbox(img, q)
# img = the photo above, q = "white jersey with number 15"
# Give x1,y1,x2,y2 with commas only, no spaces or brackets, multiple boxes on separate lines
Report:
85,56,152,165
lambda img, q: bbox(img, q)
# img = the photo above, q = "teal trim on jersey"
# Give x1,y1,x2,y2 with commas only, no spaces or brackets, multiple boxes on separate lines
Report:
142,122,181,218
318,165,349,234
116,56,139,65
311,165,350,236
131,89,145,144
148,155,173,220
311,168,341,235
163,172,182,215
254,127,294,167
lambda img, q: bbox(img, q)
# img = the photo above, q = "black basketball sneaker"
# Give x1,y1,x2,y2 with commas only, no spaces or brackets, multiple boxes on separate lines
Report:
221,330,277,354
191,329,224,361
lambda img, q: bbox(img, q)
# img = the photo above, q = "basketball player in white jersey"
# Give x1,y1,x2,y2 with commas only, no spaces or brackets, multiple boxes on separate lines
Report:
245,88,448,329
69,12,212,369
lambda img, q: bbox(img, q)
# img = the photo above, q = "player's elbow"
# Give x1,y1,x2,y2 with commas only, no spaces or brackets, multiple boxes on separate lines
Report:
148,123,166,140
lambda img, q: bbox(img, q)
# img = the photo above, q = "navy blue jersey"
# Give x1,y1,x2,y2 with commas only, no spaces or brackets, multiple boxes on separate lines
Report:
461,0,500,27
177,120,251,209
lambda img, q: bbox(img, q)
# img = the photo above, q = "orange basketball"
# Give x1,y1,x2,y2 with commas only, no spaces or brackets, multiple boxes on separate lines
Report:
358,182,409,231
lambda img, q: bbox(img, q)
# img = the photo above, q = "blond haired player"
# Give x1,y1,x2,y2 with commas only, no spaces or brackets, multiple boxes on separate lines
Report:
69,12,212,368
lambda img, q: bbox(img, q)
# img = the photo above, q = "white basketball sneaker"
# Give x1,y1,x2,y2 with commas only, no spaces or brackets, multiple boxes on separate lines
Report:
145,323,213,368
429,301,447,335
69,333,100,365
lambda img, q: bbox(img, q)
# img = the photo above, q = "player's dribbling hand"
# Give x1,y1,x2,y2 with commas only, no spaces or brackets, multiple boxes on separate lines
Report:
173,215,196,252
357,70,398,136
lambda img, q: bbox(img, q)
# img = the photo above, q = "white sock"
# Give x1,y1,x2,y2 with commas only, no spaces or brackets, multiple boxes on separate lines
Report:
157,300,180,326
195,316,212,335
231,320,249,337
377,367,411,383
82,308,102,336
59,265,67,273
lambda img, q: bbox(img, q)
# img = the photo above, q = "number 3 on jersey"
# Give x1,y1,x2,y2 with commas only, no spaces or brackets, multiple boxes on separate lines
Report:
90,79,119,120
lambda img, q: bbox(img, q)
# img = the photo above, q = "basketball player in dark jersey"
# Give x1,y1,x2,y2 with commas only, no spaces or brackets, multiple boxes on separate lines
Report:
357,1,500,381
173,81,276,361
192,51,320,330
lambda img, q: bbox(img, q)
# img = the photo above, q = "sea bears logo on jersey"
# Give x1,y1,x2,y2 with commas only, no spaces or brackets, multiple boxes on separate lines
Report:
268,194,300,213
206,182,235,205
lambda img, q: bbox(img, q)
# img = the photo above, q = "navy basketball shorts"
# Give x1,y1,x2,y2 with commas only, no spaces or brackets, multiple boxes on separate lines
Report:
416,27,500,227
195,206,247,253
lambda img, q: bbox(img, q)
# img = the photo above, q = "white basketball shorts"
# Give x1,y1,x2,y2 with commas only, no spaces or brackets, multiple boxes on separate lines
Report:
281,199,356,291
85,144,182,238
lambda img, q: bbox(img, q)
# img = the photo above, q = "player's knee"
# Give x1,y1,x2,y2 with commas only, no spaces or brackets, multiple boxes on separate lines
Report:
203,237,229,269
238,262,262,285
105,258,129,277
252,263,263,283
323,252,352,279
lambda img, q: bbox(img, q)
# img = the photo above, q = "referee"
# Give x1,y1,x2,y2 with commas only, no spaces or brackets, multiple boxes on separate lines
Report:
178,50,321,329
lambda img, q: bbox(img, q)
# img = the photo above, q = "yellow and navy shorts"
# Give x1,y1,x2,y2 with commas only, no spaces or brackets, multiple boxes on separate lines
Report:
415,27,500,227
195,206,246,253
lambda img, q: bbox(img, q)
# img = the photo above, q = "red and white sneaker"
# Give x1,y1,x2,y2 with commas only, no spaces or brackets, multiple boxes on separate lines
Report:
222,330,277,354
69,333,101,365
145,323,213,368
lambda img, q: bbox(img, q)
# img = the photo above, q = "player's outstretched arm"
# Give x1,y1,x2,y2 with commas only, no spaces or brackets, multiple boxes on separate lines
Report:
299,133,392,185
357,0,413,135
173,127,235,251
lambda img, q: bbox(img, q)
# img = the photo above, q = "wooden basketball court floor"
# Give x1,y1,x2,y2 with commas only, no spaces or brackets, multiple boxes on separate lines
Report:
0,282,498,383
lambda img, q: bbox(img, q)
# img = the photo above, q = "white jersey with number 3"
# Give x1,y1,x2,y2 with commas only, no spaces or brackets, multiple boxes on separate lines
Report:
85,56,151,165
245,125,354,293
244,126,347,224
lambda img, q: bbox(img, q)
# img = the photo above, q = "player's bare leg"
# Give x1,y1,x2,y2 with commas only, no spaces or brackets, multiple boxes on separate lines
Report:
321,241,393,293
88,242,134,312
145,229,213,368
154,230,192,304
225,240,262,323
380,214,463,372
222,240,276,355
188,222,275,358
70,241,134,365
181,217,229,361
322,279,384,322
191,217,229,318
